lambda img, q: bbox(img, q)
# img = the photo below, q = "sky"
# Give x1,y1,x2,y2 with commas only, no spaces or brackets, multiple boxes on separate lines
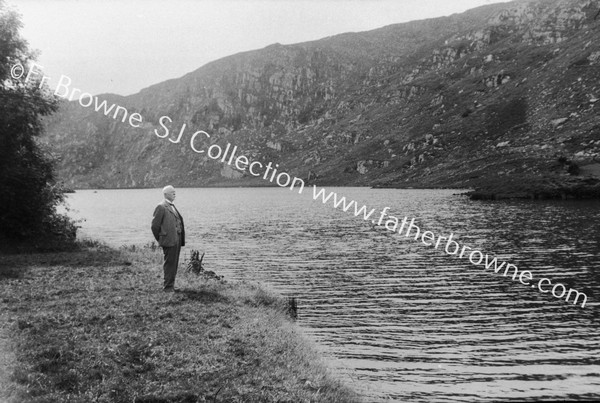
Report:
9,0,508,96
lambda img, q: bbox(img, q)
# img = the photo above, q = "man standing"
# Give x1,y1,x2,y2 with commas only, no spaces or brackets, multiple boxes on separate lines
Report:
151,185,185,292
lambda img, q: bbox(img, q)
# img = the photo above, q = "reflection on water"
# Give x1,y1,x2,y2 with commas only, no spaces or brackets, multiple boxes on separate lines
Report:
65,188,600,402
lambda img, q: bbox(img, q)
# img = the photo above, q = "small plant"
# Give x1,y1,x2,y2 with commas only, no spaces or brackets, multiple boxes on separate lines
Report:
186,250,205,274
143,241,158,251
287,297,298,320
186,250,225,281
78,238,104,248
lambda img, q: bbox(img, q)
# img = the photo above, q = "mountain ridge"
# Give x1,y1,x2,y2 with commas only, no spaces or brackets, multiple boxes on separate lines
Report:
42,0,600,199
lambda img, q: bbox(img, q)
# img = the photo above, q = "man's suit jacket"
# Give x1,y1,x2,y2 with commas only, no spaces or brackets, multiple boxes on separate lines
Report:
151,201,185,247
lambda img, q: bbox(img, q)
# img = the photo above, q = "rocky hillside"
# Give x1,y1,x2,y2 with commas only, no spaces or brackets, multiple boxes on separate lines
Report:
42,0,600,198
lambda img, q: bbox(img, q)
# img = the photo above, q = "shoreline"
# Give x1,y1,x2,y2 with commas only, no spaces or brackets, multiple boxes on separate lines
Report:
464,175,600,201
64,177,600,201
0,243,360,402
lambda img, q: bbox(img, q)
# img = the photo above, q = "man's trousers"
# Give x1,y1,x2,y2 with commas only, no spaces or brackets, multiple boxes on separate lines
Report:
162,235,181,290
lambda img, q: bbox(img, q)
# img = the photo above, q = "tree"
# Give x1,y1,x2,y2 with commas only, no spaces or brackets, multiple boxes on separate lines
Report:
0,2,77,249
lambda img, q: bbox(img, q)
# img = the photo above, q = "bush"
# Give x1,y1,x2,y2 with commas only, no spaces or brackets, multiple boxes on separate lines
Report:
557,156,580,176
567,161,580,176
0,2,78,250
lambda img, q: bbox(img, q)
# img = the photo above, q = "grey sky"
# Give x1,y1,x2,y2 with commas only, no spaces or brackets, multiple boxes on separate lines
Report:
10,0,506,96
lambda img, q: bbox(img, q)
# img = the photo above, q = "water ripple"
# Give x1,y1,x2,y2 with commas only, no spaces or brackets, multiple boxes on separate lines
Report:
66,188,600,402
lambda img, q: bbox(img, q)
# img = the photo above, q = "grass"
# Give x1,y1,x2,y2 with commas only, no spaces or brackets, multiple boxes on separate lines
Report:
0,241,360,403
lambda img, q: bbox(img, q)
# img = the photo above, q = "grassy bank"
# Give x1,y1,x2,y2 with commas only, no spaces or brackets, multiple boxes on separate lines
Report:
0,242,360,403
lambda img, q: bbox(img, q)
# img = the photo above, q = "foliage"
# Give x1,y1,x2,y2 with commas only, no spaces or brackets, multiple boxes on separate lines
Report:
185,249,225,280
567,162,580,176
557,156,580,176
0,1,78,249
185,249,205,274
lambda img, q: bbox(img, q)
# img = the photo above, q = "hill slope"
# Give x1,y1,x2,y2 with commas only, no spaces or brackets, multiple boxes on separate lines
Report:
43,0,600,198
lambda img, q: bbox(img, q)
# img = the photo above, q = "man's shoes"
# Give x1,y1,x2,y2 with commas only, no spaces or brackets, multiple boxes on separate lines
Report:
163,287,174,293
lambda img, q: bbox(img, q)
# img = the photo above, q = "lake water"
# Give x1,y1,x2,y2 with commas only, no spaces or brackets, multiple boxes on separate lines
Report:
64,187,600,402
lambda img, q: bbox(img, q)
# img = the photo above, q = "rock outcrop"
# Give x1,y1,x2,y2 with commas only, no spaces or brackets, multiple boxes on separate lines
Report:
42,0,600,198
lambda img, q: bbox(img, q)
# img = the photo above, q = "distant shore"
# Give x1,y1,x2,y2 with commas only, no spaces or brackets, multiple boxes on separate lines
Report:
376,173,600,201
0,242,359,402
464,175,600,200
63,171,600,202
